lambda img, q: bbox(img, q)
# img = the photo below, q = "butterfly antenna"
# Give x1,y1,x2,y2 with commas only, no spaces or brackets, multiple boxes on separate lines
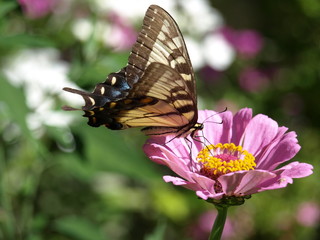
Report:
201,107,227,124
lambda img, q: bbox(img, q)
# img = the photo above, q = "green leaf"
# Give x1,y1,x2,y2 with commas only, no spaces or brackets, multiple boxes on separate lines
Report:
54,216,107,240
72,124,161,181
0,34,54,48
0,2,17,18
145,221,166,240
0,76,33,141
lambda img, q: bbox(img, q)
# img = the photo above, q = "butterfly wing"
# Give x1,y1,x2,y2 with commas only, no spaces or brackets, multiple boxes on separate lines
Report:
111,62,198,136
63,5,199,137
126,5,196,97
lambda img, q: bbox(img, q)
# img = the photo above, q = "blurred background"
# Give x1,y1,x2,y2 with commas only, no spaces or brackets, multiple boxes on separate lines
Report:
0,0,319,239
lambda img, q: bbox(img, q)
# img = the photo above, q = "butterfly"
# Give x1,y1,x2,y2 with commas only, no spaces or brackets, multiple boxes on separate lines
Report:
63,5,203,138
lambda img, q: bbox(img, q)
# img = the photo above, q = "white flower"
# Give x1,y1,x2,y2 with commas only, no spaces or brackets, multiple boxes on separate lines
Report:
71,18,94,42
2,48,81,132
202,33,235,71
93,0,175,20
184,37,205,70
180,0,223,35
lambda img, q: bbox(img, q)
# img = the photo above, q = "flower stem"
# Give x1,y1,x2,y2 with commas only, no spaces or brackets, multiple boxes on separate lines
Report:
208,205,228,240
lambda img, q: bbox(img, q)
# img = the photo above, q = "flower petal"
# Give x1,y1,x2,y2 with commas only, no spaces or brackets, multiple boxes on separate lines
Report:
241,114,279,155
196,190,224,200
219,170,276,195
257,131,301,170
231,108,252,145
201,110,233,145
163,175,213,194
251,162,312,192
163,175,192,185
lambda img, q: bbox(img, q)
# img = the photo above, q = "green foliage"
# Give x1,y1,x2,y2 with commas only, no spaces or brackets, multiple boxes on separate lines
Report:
0,1,319,240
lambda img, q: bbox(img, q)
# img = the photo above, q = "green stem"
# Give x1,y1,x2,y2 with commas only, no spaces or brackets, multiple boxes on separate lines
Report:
208,205,228,240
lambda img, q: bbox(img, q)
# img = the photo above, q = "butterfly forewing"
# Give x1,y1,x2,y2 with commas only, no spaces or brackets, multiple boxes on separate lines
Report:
126,5,196,99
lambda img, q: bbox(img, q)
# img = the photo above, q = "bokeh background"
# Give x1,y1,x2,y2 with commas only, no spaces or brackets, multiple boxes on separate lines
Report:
0,0,319,239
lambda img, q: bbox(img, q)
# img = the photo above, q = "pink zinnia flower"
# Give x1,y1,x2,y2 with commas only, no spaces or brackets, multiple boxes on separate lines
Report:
18,0,58,19
238,67,270,93
143,108,313,201
296,202,320,227
221,27,264,58
105,12,137,51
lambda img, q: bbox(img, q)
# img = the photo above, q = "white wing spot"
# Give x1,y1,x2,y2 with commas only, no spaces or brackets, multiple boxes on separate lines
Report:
170,60,177,68
88,97,95,105
172,37,183,49
175,56,187,64
170,56,186,68
111,76,117,85
162,20,170,34
181,73,192,81
154,8,158,14
172,91,187,97
158,31,166,41
100,87,105,94
167,41,177,50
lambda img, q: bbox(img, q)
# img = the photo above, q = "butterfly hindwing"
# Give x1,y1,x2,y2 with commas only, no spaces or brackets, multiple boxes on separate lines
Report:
112,62,197,135
63,68,136,111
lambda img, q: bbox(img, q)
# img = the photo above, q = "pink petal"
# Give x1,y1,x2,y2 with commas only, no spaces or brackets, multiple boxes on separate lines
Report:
256,162,313,191
144,138,192,168
255,126,288,167
201,110,233,145
219,170,276,195
163,175,191,185
242,114,279,155
189,172,217,193
143,142,169,165
157,156,196,181
257,131,301,170
196,190,224,200
163,175,204,192
277,161,314,179
231,108,252,145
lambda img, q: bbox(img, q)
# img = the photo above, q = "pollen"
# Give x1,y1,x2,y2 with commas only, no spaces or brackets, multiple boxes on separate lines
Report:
197,143,256,179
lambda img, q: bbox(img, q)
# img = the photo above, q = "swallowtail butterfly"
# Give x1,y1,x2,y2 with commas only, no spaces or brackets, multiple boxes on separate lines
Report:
63,5,203,138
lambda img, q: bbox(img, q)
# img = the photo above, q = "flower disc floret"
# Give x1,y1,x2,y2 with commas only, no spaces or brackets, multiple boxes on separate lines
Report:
197,143,256,178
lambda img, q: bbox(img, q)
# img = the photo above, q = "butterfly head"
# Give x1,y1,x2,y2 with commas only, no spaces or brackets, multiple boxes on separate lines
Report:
190,123,204,139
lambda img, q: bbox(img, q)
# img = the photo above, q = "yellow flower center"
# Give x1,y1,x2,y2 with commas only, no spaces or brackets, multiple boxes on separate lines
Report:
197,143,256,179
